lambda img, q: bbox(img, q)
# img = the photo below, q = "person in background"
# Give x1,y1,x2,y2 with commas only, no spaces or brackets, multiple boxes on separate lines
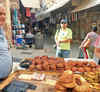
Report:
25,31,34,48
44,23,49,40
94,32,100,64
34,29,44,49
55,19,72,58
33,26,38,35
80,26,98,58
0,5,12,80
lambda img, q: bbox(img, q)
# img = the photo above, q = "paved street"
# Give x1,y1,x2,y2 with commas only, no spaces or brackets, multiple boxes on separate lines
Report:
10,41,80,61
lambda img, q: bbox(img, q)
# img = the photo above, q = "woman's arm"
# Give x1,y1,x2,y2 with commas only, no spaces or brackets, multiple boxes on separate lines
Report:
60,29,72,43
59,39,72,43
94,48,100,59
55,30,59,43
80,34,89,48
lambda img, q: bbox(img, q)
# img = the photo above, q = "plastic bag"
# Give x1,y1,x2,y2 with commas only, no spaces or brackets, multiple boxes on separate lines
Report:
78,48,90,59
78,48,84,58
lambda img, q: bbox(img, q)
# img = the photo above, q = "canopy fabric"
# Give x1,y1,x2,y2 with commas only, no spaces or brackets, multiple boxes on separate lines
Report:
72,0,100,12
20,0,40,8
36,13,51,21
44,0,70,14
36,0,70,21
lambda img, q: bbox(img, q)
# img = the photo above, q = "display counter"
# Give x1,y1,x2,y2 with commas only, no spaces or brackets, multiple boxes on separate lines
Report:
0,56,100,92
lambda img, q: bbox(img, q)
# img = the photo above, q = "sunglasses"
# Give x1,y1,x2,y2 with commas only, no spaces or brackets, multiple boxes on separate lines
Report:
61,22,67,24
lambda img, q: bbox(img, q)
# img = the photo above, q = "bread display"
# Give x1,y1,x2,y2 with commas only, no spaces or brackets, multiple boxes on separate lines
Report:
20,56,99,73
73,74,91,92
19,56,100,91
55,70,92,92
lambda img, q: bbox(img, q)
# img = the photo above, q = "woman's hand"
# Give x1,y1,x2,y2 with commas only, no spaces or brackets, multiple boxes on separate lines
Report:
56,42,60,46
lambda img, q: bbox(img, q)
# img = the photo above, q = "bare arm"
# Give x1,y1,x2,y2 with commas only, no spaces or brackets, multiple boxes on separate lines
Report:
94,48,100,59
80,34,89,48
55,30,59,44
59,39,72,43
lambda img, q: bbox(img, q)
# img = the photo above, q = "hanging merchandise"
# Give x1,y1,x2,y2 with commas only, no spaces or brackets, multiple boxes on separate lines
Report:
12,24,25,47
13,8,18,25
21,24,25,35
71,12,78,22
26,8,31,17
67,15,69,23
49,16,53,24
74,13,76,21
68,15,71,24
72,13,74,22
18,24,25,35
19,0,26,16
31,13,36,23
73,13,76,22
65,15,68,21
75,12,78,21
53,17,56,24
18,10,21,21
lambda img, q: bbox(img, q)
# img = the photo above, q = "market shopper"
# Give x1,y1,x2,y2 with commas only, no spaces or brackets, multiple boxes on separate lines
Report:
0,6,13,79
55,19,72,58
94,34,100,64
35,29,44,49
25,31,34,48
80,26,98,58
44,23,49,40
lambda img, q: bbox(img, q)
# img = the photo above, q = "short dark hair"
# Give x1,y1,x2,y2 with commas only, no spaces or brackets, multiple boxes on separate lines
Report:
92,27,97,32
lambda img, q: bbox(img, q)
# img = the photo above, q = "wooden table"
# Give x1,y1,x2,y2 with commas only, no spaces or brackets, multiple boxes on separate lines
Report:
0,70,59,92
0,71,18,90
16,70,58,92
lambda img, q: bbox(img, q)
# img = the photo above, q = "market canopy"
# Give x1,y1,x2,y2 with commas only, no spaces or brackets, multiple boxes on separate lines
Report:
43,0,70,14
36,0,70,21
20,0,40,8
72,0,100,12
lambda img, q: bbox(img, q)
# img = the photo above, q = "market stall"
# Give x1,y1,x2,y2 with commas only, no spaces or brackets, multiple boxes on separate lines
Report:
1,56,100,92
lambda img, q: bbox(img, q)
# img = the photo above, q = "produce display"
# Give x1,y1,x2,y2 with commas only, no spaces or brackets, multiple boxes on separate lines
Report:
55,70,92,92
20,56,100,73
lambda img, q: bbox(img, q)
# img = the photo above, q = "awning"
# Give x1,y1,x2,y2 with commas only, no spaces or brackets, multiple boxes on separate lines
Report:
72,0,100,12
44,0,70,14
36,0,70,21
36,13,51,21
20,0,40,8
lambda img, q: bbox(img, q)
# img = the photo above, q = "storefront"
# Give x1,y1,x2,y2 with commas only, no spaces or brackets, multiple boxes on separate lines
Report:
71,0,100,42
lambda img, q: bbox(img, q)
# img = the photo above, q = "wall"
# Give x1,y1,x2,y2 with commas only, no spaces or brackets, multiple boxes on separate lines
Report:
71,9,100,43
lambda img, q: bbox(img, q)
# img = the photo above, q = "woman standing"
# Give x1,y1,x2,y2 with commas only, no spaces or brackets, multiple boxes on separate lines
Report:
94,33,100,64
55,19,72,58
80,26,98,58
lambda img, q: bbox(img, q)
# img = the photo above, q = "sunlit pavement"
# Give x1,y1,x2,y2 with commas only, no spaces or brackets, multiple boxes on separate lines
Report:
10,43,80,62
